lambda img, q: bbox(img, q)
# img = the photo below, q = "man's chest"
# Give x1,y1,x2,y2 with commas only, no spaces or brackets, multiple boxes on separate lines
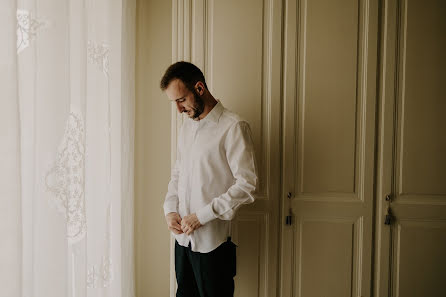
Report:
180,122,227,167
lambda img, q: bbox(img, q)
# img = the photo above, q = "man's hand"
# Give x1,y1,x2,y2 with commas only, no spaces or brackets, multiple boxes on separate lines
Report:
165,212,183,235
181,213,202,235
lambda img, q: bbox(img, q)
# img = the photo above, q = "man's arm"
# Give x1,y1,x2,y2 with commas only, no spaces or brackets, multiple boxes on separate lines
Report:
163,147,183,234
163,158,181,215
195,121,257,225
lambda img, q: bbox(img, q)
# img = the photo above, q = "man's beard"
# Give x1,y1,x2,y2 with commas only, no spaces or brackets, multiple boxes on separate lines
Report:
188,90,205,120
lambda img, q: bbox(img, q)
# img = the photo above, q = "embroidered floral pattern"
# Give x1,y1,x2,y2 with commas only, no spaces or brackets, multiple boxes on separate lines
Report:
87,266,99,289
101,256,113,287
45,110,86,244
87,41,110,76
87,204,113,289
102,203,113,287
86,256,112,289
16,9,46,53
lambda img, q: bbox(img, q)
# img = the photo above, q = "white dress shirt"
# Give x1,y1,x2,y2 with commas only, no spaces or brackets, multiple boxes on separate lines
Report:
164,101,257,253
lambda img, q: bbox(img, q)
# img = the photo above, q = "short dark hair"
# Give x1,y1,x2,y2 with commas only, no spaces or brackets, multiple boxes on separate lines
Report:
160,61,208,92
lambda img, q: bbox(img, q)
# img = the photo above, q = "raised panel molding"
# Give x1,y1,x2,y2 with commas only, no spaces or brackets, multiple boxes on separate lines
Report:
232,212,269,297
395,0,446,201
394,194,446,205
293,0,373,202
294,217,365,297
394,220,446,297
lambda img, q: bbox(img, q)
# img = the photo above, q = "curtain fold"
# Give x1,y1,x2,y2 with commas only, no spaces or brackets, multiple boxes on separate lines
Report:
1,3,22,297
1,0,135,296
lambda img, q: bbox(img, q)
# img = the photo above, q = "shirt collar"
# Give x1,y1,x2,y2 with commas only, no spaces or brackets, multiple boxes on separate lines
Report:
201,101,224,124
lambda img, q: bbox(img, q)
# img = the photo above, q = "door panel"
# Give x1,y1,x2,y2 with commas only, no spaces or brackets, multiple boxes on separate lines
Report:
397,0,446,198
232,213,267,297
299,219,355,297
281,0,379,296
396,221,446,297
375,1,446,296
302,0,359,194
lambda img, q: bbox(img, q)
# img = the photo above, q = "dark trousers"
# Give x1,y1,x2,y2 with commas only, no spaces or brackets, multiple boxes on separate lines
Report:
175,239,236,297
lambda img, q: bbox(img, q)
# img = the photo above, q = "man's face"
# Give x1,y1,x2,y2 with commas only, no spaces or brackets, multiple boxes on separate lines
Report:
165,79,204,120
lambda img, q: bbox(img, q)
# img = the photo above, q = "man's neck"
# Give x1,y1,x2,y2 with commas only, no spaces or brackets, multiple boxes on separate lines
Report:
197,96,218,120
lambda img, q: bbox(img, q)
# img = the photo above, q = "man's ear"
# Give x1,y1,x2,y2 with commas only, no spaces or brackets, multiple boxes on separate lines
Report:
195,81,205,95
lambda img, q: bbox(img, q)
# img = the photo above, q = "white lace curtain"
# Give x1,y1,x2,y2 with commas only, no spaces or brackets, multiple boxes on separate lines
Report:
1,0,135,296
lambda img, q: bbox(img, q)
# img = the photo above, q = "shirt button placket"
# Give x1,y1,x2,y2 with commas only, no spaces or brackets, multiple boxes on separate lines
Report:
187,121,200,216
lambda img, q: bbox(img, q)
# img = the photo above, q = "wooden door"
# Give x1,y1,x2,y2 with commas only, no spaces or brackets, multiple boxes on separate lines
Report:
281,0,379,296
171,0,283,296
374,1,446,296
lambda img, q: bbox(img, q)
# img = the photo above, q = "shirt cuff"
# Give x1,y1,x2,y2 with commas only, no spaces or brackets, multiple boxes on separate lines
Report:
196,204,216,225
163,202,178,216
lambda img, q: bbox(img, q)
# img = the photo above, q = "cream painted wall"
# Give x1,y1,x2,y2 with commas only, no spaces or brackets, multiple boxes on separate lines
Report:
135,0,172,296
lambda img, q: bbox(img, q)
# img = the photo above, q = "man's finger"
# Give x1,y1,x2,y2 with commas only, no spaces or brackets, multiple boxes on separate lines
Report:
170,226,183,234
171,221,181,228
171,229,182,235
173,225,183,233
168,221,183,231
182,225,191,234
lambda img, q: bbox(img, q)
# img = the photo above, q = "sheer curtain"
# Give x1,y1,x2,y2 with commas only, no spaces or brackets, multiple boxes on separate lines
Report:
1,0,135,296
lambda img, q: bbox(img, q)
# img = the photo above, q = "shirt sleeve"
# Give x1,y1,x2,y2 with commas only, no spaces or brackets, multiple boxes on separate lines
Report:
163,157,180,215
163,126,183,216
196,121,257,225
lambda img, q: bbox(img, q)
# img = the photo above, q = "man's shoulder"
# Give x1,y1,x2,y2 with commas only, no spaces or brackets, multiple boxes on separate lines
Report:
220,108,249,128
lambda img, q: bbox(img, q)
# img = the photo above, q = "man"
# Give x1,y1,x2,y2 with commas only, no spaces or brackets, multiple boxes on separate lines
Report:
161,61,257,297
